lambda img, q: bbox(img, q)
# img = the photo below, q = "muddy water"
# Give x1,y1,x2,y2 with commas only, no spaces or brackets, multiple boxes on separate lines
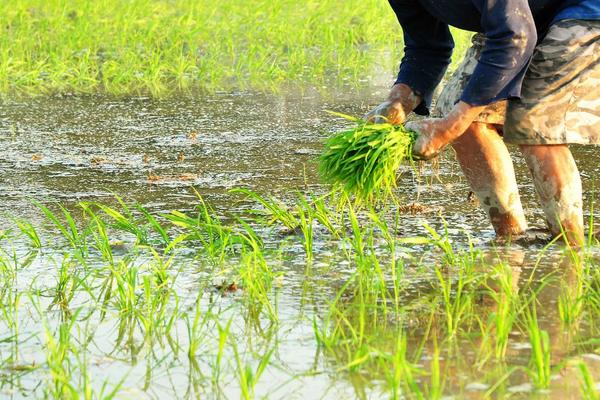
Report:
1,91,598,235
1,90,600,399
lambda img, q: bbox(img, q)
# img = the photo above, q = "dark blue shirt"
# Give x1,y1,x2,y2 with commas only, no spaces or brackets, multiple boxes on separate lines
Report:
390,0,600,115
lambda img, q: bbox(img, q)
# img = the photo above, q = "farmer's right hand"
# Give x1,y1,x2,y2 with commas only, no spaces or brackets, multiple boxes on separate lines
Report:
364,100,408,124
364,83,422,125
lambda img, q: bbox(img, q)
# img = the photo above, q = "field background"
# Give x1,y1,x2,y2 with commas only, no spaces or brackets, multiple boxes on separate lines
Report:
1,0,472,96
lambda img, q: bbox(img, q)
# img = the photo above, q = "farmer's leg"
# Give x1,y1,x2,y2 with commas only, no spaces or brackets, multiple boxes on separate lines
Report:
520,144,584,245
433,34,525,237
505,20,599,246
452,122,527,236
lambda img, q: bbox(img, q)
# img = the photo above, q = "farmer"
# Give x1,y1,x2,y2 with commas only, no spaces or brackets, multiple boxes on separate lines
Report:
366,0,599,245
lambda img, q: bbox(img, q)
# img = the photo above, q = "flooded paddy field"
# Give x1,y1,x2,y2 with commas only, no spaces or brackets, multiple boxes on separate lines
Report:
1,89,600,399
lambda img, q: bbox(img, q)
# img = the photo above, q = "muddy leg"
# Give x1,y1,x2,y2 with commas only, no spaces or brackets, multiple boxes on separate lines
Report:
451,122,528,237
520,144,584,246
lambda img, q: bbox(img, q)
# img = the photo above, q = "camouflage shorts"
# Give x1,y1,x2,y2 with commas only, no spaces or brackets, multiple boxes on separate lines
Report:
435,19,600,145
434,34,507,125
505,19,600,144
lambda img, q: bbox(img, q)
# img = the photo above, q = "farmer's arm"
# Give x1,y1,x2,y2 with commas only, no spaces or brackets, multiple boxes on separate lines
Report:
366,0,454,124
410,0,538,159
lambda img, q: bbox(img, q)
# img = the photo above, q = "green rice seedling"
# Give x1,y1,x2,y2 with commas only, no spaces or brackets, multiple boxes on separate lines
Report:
137,205,171,247
48,255,83,319
482,262,520,360
13,218,42,248
583,262,600,332
172,211,231,258
422,222,458,266
96,264,122,322
229,218,279,321
558,274,585,328
307,191,343,239
107,258,179,359
80,203,115,267
434,254,479,339
524,302,552,389
139,274,170,348
399,222,458,265
107,259,140,346
313,280,372,367
0,290,22,371
557,240,597,330
295,194,315,261
362,235,390,316
334,213,390,333
379,332,424,400
231,337,275,400
0,246,18,284
367,207,406,312
234,216,269,257
312,274,357,349
33,200,89,258
319,112,416,202
94,199,149,245
107,245,180,354
345,202,366,259
238,246,278,322
366,207,397,258
38,304,80,399
586,192,596,248
210,318,233,396
576,360,599,400
315,318,373,375
313,249,400,375
232,188,299,232
423,333,445,400
165,191,252,261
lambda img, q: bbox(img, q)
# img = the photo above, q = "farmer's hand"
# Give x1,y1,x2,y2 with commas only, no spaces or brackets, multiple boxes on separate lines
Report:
405,118,453,160
364,83,422,124
406,101,487,160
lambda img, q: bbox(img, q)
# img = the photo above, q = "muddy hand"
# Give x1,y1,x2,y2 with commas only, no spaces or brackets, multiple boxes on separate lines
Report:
405,119,452,160
364,83,422,124
364,100,407,124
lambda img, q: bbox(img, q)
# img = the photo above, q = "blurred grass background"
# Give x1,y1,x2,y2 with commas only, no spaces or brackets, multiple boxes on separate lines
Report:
1,0,472,96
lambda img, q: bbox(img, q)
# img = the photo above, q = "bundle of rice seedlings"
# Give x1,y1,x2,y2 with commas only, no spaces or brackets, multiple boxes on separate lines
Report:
319,113,417,202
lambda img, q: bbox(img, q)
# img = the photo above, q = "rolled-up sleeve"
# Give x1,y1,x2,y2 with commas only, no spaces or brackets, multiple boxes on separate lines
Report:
460,0,538,106
388,0,454,115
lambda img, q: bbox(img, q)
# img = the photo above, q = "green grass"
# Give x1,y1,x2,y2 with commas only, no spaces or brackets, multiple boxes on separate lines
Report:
1,191,599,398
2,0,473,96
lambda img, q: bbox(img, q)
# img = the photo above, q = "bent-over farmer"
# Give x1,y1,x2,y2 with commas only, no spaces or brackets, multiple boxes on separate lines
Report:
367,0,599,245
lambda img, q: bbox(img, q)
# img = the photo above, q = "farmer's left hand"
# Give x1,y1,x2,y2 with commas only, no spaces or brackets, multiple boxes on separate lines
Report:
406,101,487,160
405,118,454,160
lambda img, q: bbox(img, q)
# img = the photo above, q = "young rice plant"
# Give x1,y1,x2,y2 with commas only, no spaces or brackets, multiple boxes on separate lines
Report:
319,113,417,203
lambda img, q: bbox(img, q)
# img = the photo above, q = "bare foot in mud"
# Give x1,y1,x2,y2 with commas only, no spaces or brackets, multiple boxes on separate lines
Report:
493,227,553,247
494,227,600,248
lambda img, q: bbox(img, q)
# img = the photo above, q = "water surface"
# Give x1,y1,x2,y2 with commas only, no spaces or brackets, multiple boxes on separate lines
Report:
1,90,599,399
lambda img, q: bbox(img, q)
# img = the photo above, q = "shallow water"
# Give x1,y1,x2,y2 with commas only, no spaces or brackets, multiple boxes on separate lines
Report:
1,89,600,399
2,90,599,233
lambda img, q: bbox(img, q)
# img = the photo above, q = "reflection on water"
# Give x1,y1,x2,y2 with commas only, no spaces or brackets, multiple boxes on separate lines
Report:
0,90,599,398
2,91,598,237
